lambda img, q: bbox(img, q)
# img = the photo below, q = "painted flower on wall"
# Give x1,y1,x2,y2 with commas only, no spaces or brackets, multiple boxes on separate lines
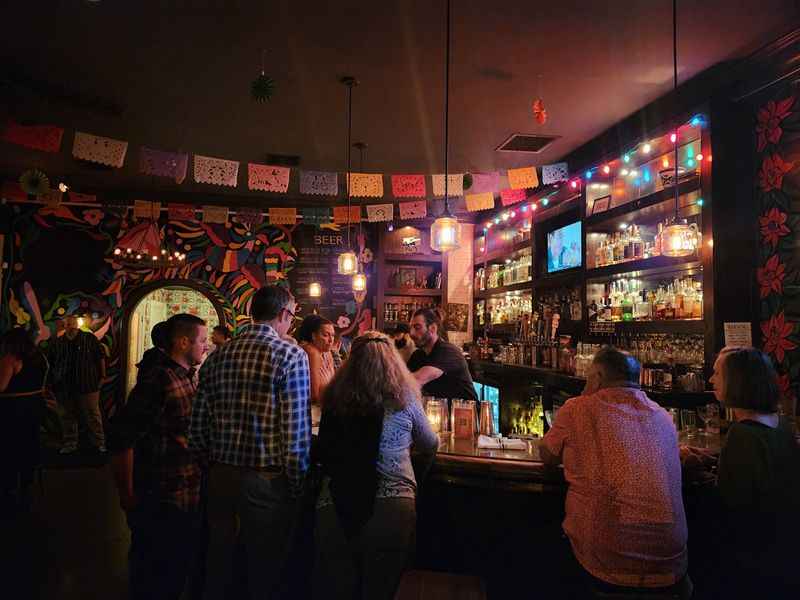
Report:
761,311,797,364
759,207,791,248
756,97,794,152
336,315,351,329
758,153,795,192
756,254,786,298
777,372,796,406
82,209,104,226
359,248,373,264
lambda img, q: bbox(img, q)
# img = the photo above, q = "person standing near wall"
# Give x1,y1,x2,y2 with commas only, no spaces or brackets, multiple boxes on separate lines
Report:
48,315,107,454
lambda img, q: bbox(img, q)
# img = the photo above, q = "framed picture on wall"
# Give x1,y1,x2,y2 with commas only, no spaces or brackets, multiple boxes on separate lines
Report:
590,195,610,215
399,267,417,288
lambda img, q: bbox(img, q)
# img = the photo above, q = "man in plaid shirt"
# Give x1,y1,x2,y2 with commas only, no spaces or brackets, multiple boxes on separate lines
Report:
109,313,209,600
190,285,311,600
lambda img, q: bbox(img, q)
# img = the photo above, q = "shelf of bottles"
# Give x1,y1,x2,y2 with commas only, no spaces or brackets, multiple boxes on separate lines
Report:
486,290,532,326
475,247,532,293
382,298,439,326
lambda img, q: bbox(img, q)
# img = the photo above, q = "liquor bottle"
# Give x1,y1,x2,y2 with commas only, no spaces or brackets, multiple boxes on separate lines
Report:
622,288,634,322
623,227,634,261
654,222,664,256
605,236,615,265
613,233,625,263
595,239,605,267
630,225,644,259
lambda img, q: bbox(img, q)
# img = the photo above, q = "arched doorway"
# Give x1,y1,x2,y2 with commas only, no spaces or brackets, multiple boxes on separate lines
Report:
125,283,224,396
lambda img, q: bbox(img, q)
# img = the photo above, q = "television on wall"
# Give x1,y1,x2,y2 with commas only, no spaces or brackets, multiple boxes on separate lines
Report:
547,221,582,273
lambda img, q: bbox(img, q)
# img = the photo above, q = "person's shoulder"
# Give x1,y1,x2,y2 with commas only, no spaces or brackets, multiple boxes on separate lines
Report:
436,339,465,358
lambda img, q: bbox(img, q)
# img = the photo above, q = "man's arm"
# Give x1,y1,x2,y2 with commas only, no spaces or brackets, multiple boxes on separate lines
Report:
538,441,562,466
413,365,443,386
111,449,137,511
188,362,212,457
280,350,312,498
539,400,574,467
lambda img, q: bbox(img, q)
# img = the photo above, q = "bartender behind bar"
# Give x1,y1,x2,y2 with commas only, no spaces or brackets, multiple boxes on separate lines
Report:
408,308,478,401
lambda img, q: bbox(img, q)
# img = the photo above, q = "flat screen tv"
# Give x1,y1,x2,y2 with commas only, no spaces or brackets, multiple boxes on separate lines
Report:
547,221,582,273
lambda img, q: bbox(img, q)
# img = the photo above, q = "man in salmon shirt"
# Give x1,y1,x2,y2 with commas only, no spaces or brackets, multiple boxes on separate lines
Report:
540,346,690,597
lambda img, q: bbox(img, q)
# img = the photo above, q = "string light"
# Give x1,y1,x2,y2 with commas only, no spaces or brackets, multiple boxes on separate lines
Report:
695,153,703,161
586,170,593,179
643,143,652,154
623,154,630,163
620,168,629,176
603,165,611,174
697,198,704,207
542,198,549,206
670,132,677,143
662,157,670,168
570,180,578,189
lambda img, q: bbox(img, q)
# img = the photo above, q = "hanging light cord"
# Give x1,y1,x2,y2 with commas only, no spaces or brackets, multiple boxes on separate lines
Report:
443,0,451,215
672,0,679,222
346,80,353,249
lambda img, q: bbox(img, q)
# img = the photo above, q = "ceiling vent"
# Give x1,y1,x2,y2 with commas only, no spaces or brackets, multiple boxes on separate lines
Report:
495,133,560,153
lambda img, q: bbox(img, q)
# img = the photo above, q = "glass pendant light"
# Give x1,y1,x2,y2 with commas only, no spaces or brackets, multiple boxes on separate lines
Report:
431,0,462,253
662,0,695,259
309,282,322,298
352,271,367,292
337,76,359,275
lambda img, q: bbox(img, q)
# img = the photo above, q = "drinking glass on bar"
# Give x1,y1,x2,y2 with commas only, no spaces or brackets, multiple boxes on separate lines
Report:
681,409,697,439
668,408,680,431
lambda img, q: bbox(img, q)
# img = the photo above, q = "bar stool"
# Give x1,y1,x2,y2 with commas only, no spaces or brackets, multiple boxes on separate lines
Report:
394,570,487,600
591,574,693,600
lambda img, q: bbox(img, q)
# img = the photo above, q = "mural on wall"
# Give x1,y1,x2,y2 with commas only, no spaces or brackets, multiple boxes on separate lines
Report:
0,201,373,414
755,85,800,412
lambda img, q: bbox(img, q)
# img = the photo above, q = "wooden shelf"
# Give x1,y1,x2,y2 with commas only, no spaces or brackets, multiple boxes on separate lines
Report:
475,280,533,299
384,288,442,297
384,253,442,264
586,319,705,335
477,239,532,265
585,177,701,228
585,257,702,280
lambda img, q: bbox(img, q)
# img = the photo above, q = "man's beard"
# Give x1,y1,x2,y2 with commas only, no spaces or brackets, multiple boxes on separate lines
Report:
414,331,431,348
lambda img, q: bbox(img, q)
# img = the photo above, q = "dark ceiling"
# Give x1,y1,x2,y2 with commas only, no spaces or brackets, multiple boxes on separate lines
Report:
1,0,798,203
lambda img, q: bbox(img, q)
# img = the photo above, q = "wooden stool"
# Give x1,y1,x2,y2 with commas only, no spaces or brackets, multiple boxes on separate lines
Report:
394,570,486,600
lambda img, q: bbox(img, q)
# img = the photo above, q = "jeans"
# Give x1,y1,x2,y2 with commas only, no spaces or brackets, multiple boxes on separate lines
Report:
205,465,303,600
313,497,416,600
61,390,105,449
127,500,207,600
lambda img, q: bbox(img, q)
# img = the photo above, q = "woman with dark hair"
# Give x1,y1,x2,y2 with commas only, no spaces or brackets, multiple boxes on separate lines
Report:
295,314,336,406
709,346,800,595
0,328,50,512
313,331,438,600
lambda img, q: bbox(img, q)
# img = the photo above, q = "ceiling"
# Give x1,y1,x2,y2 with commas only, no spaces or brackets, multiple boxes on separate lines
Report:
1,0,798,203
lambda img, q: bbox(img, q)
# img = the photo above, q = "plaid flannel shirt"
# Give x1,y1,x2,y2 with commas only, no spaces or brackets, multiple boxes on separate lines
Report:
189,323,311,497
108,355,202,512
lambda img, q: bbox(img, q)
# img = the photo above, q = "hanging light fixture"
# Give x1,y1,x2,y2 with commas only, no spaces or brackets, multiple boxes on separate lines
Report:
337,76,359,275
309,282,322,298
352,272,367,292
111,205,186,268
431,0,462,253
352,141,369,291
662,0,696,258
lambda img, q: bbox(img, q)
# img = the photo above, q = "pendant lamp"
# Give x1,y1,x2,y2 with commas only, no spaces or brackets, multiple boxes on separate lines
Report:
309,282,322,298
337,76,359,275
352,141,369,292
662,0,696,258
430,0,462,253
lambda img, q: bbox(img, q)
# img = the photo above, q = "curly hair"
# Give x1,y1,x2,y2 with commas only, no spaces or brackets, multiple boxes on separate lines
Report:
322,330,420,415
295,315,333,344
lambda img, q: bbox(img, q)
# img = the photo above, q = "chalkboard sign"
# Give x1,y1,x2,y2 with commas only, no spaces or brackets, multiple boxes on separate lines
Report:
289,225,374,323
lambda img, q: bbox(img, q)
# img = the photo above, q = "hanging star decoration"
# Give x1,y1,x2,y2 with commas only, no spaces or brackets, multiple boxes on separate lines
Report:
532,98,547,125
251,49,275,102
19,169,50,196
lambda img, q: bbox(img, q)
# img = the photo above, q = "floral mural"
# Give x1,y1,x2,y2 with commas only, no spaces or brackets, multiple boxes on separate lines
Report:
755,86,800,412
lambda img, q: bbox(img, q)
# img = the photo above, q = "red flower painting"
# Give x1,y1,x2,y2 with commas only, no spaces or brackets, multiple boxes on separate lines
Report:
759,207,791,248
777,372,796,405
761,311,797,364
757,254,786,299
756,97,794,152
758,153,795,193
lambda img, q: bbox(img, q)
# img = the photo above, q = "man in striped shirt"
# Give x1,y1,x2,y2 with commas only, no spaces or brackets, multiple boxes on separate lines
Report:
190,285,310,600
48,315,106,454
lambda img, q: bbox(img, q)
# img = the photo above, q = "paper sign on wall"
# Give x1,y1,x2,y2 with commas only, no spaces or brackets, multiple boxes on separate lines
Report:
507,166,539,190
432,174,464,197
724,322,752,348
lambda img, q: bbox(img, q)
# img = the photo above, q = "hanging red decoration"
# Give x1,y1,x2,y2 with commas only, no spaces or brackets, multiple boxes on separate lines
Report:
532,98,547,124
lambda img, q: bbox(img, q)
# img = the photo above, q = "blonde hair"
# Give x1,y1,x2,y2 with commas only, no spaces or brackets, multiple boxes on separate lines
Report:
322,330,420,415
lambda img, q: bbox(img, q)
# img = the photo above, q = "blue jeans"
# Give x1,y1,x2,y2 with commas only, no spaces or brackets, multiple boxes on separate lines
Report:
205,465,303,600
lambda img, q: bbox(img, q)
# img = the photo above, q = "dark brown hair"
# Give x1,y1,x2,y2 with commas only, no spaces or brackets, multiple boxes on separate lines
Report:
412,307,448,341
593,345,640,385
165,314,206,351
251,285,294,322
295,315,333,343
718,346,779,413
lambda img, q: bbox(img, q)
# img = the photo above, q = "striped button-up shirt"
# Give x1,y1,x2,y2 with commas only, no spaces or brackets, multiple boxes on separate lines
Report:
189,323,311,497
47,330,104,393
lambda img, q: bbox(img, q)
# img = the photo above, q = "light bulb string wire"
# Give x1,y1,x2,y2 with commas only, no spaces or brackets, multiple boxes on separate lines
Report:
443,0,451,217
672,0,679,224
346,80,353,249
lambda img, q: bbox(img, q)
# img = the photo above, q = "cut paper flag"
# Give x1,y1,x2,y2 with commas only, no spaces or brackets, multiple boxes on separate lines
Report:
542,162,569,185
248,163,290,193
391,175,426,198
300,170,338,196
465,192,495,212
366,203,394,222
67,191,97,203
194,155,239,187
140,147,189,184
333,205,361,224
167,203,196,221
507,166,539,189
133,200,161,220
399,200,427,220
432,174,464,197
348,173,384,198
73,131,128,168
235,207,264,226
470,172,500,194
2,122,64,153
500,188,527,206
268,207,297,225
202,205,229,224
301,206,331,226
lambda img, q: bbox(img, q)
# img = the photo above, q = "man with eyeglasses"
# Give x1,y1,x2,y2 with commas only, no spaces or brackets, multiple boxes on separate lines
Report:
190,285,311,599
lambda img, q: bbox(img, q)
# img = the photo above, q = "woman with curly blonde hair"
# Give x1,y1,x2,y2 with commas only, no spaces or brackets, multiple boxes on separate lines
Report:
313,331,438,600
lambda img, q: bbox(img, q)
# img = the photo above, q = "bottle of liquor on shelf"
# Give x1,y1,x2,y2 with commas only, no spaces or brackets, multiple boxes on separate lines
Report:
654,222,664,256
630,225,644,259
